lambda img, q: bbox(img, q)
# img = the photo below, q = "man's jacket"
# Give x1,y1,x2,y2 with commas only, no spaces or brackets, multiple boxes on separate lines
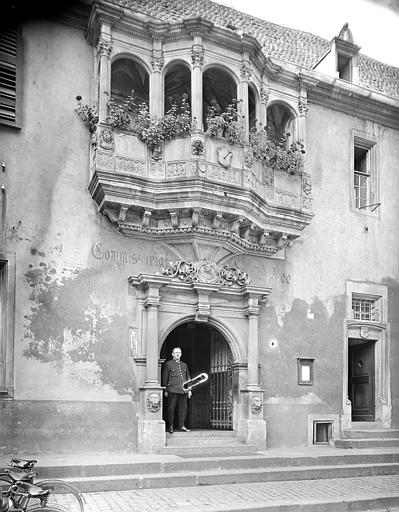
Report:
162,359,190,394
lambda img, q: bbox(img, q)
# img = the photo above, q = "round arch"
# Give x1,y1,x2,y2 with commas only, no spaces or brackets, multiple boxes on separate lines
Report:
158,314,244,362
266,100,298,145
202,65,239,127
163,60,191,113
110,55,150,106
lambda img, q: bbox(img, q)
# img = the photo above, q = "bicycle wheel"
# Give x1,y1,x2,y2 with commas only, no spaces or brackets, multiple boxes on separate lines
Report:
0,476,13,497
30,506,71,512
33,480,85,512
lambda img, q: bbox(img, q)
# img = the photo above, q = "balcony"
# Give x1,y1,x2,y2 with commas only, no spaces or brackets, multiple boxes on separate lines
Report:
89,125,313,256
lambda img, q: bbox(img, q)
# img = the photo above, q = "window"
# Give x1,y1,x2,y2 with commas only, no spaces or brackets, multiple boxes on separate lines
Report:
297,358,314,385
352,295,380,321
337,53,351,81
0,25,22,128
313,421,332,445
353,135,377,211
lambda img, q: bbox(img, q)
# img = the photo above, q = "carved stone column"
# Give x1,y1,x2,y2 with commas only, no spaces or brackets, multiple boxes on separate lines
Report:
150,47,164,118
97,32,113,124
260,82,270,130
297,74,318,145
128,274,169,453
238,287,269,449
240,60,252,143
191,42,204,131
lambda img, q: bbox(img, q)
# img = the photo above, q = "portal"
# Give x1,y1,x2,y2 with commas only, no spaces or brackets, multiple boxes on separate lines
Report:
161,322,233,430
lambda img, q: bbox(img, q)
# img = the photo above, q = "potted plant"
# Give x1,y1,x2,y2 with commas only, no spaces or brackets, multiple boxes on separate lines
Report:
205,99,243,145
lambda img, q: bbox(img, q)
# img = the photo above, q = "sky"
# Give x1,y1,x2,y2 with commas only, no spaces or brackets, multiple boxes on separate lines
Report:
221,0,399,68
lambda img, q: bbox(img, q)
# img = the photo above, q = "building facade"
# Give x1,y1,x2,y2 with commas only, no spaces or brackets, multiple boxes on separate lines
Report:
1,0,399,453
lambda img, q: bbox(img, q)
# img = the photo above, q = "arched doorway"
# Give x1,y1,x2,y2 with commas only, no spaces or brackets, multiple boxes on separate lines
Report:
161,321,234,430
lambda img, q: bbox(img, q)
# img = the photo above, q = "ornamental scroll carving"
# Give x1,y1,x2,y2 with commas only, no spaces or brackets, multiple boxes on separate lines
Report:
162,260,250,287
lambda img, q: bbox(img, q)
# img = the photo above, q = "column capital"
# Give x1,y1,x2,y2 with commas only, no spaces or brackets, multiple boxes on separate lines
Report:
191,44,204,68
298,96,309,116
97,37,112,59
240,61,253,81
260,83,270,104
151,49,164,72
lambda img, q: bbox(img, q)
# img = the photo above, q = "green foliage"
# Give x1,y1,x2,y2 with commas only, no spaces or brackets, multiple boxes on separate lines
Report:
249,127,305,175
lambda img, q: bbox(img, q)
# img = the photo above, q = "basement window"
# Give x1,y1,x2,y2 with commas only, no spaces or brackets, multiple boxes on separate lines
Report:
313,421,332,445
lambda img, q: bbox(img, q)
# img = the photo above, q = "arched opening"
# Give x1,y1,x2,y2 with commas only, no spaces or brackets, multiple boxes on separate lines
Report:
110,57,149,106
248,85,257,130
203,67,237,129
161,321,233,430
164,63,191,113
266,102,295,145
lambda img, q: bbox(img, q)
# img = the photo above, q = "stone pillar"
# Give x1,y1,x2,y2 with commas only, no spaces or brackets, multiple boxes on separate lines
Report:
239,60,252,143
96,30,113,124
191,41,204,131
128,274,170,453
150,46,164,118
297,74,318,145
238,288,270,449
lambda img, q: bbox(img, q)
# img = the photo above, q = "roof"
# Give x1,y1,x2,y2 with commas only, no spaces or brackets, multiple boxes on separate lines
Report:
113,0,399,99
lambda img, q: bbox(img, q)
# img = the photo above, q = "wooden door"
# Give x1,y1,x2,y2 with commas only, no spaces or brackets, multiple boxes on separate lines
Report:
348,340,375,421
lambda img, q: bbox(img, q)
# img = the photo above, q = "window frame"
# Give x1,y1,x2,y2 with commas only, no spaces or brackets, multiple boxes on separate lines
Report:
297,358,314,386
350,131,378,214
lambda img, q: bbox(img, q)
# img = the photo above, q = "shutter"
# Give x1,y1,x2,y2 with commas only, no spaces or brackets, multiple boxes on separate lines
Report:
0,25,21,127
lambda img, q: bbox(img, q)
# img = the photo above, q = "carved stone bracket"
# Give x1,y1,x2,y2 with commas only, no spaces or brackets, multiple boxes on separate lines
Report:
298,97,309,116
260,83,270,104
161,260,250,287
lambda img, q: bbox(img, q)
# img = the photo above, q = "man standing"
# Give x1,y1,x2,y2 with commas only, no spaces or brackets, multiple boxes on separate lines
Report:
162,347,192,433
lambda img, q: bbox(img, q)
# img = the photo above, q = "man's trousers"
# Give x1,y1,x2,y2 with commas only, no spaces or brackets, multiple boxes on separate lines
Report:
167,392,188,428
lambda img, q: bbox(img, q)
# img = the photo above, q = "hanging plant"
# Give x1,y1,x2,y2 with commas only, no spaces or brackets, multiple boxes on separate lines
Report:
249,127,305,175
75,96,99,133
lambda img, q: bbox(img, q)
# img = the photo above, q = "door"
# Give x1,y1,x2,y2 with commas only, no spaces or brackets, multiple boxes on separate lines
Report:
348,339,375,421
209,331,233,430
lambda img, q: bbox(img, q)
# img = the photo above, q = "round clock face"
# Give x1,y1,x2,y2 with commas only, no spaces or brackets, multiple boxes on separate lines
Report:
217,146,233,168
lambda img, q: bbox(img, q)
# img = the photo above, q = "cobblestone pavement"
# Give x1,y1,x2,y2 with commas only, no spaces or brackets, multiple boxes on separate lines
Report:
82,475,399,512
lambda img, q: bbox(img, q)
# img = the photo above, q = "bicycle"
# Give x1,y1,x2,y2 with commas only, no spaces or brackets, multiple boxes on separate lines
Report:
0,475,67,512
0,459,84,512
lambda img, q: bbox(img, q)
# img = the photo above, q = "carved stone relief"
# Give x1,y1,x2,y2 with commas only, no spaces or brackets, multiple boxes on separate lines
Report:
162,260,250,286
207,164,241,186
166,161,197,178
115,156,146,176
251,395,263,414
99,128,114,150
96,152,114,170
149,162,165,179
146,392,161,413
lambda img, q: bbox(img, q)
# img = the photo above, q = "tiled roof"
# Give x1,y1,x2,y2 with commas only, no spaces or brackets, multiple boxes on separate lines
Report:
114,0,399,99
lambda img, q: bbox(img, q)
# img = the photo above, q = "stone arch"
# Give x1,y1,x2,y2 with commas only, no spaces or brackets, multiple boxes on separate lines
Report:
110,54,150,106
266,100,298,145
163,60,191,113
202,65,239,128
159,314,244,362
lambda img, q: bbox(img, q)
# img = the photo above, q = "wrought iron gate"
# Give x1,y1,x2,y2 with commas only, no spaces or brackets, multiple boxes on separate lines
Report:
209,331,233,429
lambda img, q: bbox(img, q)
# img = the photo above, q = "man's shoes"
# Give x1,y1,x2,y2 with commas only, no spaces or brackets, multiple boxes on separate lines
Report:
179,426,190,432
168,427,174,434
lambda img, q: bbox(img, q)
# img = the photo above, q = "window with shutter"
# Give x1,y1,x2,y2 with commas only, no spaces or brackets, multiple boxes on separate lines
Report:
0,25,22,128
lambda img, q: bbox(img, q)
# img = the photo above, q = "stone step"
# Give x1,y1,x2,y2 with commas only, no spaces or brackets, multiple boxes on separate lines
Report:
166,429,235,437
343,428,399,439
7,451,398,480
59,462,399,492
165,434,246,446
335,438,399,449
157,444,259,456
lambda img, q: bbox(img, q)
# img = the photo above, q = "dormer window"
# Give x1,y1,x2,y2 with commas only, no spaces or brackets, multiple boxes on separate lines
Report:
337,53,351,81
111,58,149,106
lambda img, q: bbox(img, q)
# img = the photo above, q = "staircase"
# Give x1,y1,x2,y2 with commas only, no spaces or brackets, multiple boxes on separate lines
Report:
157,429,258,456
335,423,399,449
